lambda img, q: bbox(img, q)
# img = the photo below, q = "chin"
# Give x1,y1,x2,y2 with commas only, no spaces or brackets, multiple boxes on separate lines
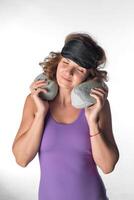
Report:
57,79,73,89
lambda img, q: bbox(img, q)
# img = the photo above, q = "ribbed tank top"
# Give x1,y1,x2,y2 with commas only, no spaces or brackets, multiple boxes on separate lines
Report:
38,108,109,200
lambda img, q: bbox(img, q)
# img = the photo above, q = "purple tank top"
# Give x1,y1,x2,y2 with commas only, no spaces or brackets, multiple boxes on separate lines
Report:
38,108,109,200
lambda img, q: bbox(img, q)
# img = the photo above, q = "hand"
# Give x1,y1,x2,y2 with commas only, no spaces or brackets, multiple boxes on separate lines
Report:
85,87,108,123
29,80,49,114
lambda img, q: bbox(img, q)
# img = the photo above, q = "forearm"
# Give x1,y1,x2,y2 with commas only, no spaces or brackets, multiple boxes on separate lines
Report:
89,121,119,174
12,112,46,167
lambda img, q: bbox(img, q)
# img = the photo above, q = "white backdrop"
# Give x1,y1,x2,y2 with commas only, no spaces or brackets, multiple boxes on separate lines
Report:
0,0,134,199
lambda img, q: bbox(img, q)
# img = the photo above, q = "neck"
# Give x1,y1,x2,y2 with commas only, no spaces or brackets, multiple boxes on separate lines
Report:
54,87,73,107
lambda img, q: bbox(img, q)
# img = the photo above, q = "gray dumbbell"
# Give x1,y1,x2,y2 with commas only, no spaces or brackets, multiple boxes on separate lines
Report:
71,79,108,108
34,73,58,101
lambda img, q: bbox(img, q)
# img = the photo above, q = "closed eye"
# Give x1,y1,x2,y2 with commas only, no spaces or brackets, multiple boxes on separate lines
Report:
63,61,69,64
63,59,86,73
77,68,84,73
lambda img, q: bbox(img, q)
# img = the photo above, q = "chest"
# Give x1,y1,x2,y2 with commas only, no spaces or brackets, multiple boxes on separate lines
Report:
40,107,92,155
49,103,82,124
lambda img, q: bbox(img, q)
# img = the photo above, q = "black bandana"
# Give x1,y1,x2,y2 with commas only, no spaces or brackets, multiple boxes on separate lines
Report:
61,39,97,69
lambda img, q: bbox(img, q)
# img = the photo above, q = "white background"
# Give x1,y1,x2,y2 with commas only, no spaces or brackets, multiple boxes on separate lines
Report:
0,0,134,199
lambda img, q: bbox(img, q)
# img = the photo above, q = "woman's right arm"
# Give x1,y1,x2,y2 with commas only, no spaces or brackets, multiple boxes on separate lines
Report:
12,80,49,167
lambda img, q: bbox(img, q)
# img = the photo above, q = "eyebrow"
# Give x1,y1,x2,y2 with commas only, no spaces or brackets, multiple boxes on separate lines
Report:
64,58,71,62
64,58,82,68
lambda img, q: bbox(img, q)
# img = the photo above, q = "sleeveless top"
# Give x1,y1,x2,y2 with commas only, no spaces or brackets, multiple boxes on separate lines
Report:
38,108,109,200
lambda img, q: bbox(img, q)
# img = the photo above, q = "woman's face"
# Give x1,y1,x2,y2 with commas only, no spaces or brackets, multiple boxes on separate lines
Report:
56,56,90,89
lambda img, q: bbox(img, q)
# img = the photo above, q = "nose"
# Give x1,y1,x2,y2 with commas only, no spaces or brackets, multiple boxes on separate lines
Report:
65,66,74,76
62,68,74,81
63,71,73,80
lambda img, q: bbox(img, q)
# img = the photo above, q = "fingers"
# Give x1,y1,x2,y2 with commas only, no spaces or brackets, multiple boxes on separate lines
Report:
29,80,48,100
90,87,108,104
31,88,48,100
29,80,48,93
91,87,107,93
91,88,108,98
32,88,48,95
30,80,46,88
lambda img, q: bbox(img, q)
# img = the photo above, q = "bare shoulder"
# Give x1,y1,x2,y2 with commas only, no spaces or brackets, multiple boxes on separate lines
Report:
12,93,36,147
25,93,37,114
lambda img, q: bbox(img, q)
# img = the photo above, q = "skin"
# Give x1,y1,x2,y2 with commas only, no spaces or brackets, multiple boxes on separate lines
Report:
55,57,90,105
52,56,119,174
53,56,107,121
12,56,119,173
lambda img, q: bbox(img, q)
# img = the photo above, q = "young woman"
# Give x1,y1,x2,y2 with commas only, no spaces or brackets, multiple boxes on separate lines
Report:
12,32,119,200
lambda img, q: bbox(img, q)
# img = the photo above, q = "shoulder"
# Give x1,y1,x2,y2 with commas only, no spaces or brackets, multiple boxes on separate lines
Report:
24,93,37,115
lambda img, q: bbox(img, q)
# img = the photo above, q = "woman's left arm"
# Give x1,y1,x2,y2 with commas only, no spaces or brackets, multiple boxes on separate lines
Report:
85,88,119,174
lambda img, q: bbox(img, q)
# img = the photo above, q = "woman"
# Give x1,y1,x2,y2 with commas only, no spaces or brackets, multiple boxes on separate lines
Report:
12,32,119,200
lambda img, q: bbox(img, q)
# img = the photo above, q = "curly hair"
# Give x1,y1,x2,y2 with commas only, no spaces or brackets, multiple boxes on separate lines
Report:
39,32,109,82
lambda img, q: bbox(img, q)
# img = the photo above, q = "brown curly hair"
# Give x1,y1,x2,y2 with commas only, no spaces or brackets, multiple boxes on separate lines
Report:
39,32,109,82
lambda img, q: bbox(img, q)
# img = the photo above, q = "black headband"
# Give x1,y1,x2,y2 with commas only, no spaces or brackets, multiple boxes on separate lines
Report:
61,39,97,69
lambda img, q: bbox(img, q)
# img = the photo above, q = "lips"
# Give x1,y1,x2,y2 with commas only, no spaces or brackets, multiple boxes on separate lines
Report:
62,75,72,82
